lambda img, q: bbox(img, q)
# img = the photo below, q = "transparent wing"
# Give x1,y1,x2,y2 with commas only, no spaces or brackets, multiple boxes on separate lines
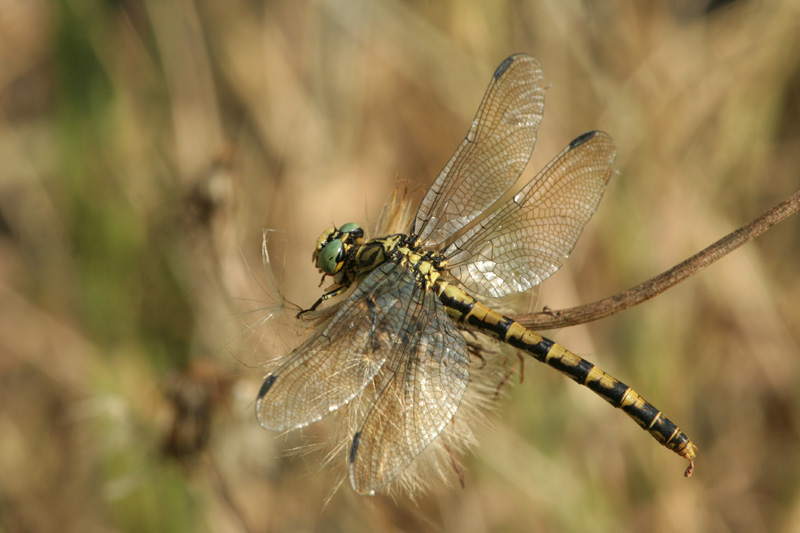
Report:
412,54,545,248
444,131,616,299
348,281,469,494
256,262,411,431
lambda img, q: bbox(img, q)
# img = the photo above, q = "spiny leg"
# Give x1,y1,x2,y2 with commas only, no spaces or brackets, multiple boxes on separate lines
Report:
493,352,526,399
443,442,466,489
297,284,351,318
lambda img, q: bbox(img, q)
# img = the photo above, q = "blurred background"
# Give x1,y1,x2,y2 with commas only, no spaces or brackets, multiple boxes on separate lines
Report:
2,0,799,531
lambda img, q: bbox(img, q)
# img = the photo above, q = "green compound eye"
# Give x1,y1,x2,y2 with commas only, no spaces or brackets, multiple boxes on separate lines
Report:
316,239,345,274
340,222,361,234
339,222,364,241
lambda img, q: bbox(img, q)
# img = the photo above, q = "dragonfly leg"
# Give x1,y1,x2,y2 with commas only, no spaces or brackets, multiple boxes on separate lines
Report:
297,284,351,318
493,352,526,399
442,442,466,489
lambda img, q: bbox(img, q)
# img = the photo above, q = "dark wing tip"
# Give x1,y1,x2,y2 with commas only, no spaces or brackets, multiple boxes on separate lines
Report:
349,432,362,464
493,53,534,80
257,374,277,399
493,55,516,79
569,130,599,150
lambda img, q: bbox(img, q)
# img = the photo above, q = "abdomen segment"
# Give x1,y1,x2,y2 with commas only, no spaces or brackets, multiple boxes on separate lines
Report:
440,283,697,476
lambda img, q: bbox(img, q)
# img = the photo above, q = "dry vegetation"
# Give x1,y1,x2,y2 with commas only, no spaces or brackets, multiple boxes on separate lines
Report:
1,0,799,531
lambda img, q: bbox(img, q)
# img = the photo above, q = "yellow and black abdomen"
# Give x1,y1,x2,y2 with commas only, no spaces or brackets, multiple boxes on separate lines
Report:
438,281,697,476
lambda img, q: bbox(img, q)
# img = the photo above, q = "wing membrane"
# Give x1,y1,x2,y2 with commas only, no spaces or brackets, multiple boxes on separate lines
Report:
256,262,409,431
445,131,616,298
413,54,545,247
348,279,469,494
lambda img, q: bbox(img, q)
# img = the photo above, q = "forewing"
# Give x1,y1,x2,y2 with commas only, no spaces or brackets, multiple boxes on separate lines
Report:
412,54,545,247
445,131,616,298
348,284,469,494
256,262,409,431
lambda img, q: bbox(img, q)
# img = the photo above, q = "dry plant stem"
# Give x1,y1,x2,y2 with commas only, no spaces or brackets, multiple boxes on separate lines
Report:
515,189,800,331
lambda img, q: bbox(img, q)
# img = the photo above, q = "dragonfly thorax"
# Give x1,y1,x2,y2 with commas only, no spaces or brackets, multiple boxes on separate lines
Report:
314,223,448,295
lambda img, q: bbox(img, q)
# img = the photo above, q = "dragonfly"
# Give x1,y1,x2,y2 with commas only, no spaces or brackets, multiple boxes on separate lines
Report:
256,53,696,495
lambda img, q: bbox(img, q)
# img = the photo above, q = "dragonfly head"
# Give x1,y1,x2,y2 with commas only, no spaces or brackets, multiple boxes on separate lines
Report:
313,222,365,276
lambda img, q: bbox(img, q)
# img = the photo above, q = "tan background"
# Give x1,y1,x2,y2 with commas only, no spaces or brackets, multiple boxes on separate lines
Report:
1,0,799,531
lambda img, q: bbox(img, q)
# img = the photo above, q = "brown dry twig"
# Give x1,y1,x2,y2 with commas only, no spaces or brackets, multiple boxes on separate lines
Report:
514,189,800,330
